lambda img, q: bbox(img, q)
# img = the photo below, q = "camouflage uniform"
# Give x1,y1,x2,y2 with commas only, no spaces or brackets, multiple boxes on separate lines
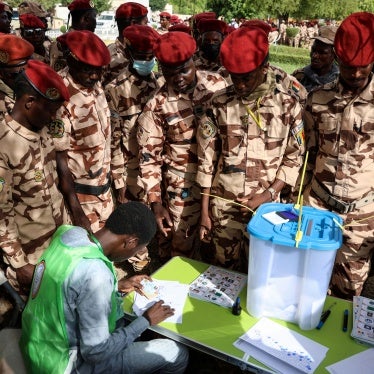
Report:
137,70,227,259
197,66,305,271
302,76,374,300
0,115,70,289
103,38,130,86
53,67,120,233
292,65,339,92
193,50,231,83
0,81,14,121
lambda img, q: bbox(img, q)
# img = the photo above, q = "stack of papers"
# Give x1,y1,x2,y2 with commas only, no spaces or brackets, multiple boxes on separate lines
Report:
188,265,247,308
351,296,374,346
234,318,328,374
132,279,189,324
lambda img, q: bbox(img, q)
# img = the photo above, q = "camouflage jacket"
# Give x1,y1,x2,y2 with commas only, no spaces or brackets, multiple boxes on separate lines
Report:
105,67,164,190
0,116,68,268
196,66,305,199
304,75,374,201
0,80,15,122
137,70,227,204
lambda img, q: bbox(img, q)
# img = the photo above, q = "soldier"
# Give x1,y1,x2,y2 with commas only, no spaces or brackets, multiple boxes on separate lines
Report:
292,26,339,92
194,18,229,81
19,14,50,63
0,60,71,294
197,27,304,271
137,32,227,261
0,2,12,33
53,31,120,233
302,12,374,300
157,11,171,34
0,34,34,120
279,19,286,44
50,0,96,71
103,2,148,86
18,1,49,28
105,25,163,271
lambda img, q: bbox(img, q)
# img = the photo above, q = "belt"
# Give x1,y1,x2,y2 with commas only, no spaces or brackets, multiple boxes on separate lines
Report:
311,178,374,214
74,177,111,196
167,166,196,182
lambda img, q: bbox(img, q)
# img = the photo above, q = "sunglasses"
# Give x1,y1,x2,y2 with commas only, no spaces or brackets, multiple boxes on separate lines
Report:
23,28,45,37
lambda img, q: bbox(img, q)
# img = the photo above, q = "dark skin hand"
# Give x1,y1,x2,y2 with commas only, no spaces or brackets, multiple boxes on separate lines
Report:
143,300,175,325
15,263,35,292
151,202,173,237
118,274,152,296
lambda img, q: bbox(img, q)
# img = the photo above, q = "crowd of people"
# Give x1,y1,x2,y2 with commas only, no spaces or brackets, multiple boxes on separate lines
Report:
0,0,373,372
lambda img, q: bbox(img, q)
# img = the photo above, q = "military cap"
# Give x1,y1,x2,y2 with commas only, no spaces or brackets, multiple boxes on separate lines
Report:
0,34,34,65
57,30,110,67
193,11,216,26
68,0,94,12
0,2,13,16
123,24,159,52
24,60,70,101
115,2,147,19
168,23,191,34
313,25,337,46
160,11,171,19
154,31,196,67
240,19,271,36
197,19,227,35
19,13,47,28
220,27,269,74
18,1,48,17
334,12,374,66
170,14,180,24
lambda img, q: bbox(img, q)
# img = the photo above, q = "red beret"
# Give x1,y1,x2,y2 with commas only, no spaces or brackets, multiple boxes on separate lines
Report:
197,19,227,35
220,27,269,74
68,0,94,12
154,31,196,67
115,2,147,19
170,14,180,24
334,12,374,67
24,60,70,101
193,12,216,26
57,30,110,67
123,25,159,52
0,2,12,16
0,34,34,65
20,13,46,29
160,12,171,19
240,19,272,36
168,23,191,34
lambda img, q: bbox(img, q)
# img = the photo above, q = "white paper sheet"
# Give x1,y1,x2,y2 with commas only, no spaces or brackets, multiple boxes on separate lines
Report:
132,280,189,324
234,318,328,374
326,348,374,374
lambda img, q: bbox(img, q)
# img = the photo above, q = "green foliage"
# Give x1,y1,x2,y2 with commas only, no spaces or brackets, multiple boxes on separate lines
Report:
269,44,310,74
150,0,168,12
286,27,300,38
60,24,66,32
169,0,208,15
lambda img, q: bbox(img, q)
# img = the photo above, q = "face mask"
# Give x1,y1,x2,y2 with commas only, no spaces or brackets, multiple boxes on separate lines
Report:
132,58,156,76
201,44,220,61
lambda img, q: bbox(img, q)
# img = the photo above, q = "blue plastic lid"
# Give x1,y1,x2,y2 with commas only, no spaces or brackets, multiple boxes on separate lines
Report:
247,203,343,250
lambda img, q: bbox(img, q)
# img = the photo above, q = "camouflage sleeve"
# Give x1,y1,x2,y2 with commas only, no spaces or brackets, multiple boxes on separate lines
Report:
196,108,220,188
0,161,27,268
275,102,306,187
51,105,72,152
136,108,165,204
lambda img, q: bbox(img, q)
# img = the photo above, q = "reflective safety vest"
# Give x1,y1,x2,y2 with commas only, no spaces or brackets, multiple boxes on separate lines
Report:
20,225,117,374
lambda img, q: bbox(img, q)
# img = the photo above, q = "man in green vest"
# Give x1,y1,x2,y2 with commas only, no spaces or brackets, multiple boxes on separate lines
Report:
20,201,189,373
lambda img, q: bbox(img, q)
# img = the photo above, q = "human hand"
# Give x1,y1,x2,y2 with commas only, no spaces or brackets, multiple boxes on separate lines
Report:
151,203,172,237
118,274,152,295
200,214,212,242
116,187,129,204
15,263,35,292
237,191,270,214
143,300,175,325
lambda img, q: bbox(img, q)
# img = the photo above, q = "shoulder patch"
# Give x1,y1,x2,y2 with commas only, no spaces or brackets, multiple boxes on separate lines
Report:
200,119,217,139
48,119,65,138
290,80,302,93
291,121,305,146
0,177,4,193
31,260,46,299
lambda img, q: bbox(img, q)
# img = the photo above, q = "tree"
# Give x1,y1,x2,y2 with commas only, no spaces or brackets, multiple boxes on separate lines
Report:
150,0,168,12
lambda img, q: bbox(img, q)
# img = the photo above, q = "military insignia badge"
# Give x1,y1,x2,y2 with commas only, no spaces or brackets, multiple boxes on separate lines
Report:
291,121,305,146
290,80,301,93
200,120,217,139
0,50,9,64
34,169,44,182
45,88,61,100
31,261,46,299
0,177,5,193
48,119,65,138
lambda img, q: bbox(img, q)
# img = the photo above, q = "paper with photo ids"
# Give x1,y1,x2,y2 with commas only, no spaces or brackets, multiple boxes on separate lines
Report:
133,279,189,324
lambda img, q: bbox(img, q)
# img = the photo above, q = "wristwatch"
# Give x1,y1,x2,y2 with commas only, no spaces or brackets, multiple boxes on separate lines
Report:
267,187,277,201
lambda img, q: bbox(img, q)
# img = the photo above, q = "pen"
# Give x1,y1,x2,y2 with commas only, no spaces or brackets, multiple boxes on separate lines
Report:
343,309,349,332
232,297,242,316
316,302,336,330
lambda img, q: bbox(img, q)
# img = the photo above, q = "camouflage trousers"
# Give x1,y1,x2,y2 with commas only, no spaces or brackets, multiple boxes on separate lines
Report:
304,185,374,300
208,198,250,272
157,171,201,260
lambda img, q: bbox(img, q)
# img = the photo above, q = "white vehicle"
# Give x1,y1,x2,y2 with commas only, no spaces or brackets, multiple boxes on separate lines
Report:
96,11,116,29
